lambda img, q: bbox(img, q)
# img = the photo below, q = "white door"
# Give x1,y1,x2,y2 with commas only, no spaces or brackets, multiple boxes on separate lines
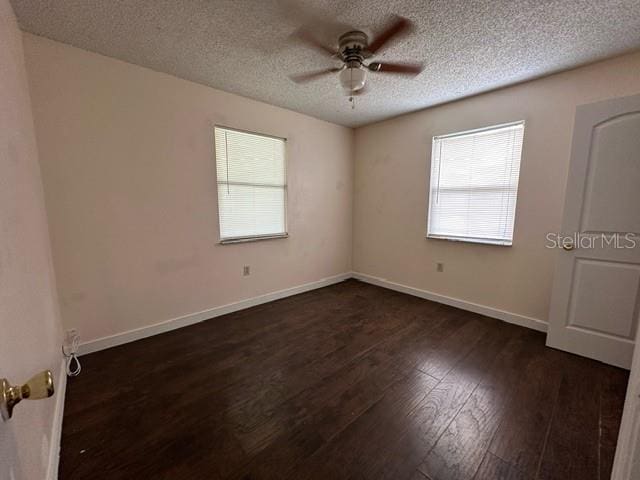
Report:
546,94,640,369
612,322,640,479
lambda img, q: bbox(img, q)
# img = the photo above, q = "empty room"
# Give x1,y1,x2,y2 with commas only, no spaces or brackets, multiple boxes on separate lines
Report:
2,1,640,479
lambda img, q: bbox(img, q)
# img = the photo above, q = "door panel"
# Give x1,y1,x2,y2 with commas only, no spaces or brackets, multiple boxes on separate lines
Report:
547,94,640,369
581,113,640,234
568,259,640,339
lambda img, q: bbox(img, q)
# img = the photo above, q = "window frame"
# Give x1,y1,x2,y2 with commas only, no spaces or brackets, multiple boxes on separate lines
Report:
426,120,525,247
214,125,289,245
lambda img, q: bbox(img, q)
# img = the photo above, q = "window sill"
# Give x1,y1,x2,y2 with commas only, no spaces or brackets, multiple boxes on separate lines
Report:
219,233,289,245
426,234,512,247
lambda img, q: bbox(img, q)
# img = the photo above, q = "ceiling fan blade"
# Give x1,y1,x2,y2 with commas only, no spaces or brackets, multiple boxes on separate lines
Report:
370,62,424,75
289,67,342,84
291,28,338,57
368,15,415,54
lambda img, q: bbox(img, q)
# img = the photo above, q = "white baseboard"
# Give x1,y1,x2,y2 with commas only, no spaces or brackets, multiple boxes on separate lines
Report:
352,272,548,333
79,270,546,355
79,272,352,355
46,358,67,480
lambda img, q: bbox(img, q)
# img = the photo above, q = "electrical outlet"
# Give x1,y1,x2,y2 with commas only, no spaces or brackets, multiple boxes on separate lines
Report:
436,262,444,272
63,328,79,355
65,328,78,344
243,265,250,276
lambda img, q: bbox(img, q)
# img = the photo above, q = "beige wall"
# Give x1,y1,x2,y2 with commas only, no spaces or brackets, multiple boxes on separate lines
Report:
18,28,640,353
23,33,354,345
0,2,63,479
353,52,640,325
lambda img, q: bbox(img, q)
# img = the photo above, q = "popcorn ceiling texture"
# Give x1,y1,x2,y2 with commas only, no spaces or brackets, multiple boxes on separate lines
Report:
11,0,640,127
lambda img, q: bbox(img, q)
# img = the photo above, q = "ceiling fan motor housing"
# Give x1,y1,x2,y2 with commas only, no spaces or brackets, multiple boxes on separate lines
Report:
338,31,371,66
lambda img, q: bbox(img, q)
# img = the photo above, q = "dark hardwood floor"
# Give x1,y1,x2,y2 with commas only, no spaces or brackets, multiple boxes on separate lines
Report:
59,280,629,480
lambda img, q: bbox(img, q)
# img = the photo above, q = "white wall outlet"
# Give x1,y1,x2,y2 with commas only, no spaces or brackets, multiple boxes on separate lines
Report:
64,328,79,354
243,265,250,276
65,328,78,343
436,262,444,272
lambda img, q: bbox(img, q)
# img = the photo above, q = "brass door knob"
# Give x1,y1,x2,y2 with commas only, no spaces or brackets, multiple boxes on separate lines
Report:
1,370,54,421
562,242,575,251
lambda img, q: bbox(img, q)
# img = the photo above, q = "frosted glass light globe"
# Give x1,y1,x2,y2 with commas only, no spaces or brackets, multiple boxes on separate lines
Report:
339,66,366,92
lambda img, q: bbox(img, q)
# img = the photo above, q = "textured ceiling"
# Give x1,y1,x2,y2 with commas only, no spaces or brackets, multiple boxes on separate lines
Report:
11,0,640,127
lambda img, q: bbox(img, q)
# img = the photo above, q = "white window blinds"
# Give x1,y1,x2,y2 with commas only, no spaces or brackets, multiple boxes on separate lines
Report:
427,121,525,246
215,127,287,242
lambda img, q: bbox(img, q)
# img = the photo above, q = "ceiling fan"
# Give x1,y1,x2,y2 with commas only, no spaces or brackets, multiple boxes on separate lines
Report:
288,16,424,98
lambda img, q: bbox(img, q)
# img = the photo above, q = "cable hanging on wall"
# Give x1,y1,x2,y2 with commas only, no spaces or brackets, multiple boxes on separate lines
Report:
62,331,82,377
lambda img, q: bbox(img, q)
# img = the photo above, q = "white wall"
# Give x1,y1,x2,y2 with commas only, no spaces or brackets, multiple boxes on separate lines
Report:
18,24,640,357
353,52,640,325
23,33,354,346
0,2,64,479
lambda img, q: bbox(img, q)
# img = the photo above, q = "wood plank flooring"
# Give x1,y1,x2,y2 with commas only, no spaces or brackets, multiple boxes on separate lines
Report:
59,280,628,480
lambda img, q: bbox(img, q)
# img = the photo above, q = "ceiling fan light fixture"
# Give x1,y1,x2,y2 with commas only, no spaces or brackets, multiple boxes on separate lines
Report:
289,16,423,101
339,65,366,93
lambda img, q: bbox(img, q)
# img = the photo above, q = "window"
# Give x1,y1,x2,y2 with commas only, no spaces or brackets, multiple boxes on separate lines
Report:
427,121,525,246
214,126,287,243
